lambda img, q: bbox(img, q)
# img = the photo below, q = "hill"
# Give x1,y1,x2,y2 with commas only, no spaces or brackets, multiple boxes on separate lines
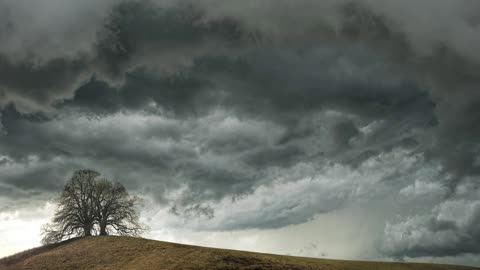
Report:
0,236,477,270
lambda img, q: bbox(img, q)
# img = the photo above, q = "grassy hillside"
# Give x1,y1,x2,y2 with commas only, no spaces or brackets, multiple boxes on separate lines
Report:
0,236,477,270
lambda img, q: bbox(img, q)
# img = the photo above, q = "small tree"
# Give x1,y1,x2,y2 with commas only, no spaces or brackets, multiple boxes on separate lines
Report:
41,169,144,245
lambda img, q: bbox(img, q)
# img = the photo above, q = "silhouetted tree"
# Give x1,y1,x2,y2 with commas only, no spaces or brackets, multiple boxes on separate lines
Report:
41,169,144,245
94,178,143,236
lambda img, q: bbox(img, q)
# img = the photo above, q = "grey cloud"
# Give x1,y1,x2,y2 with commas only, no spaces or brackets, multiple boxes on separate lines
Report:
169,203,215,220
0,0,121,112
0,0,252,113
174,149,436,231
0,0,438,204
0,154,78,210
243,145,305,169
342,1,480,185
0,0,119,61
176,159,256,202
0,0,478,117
0,104,193,163
0,55,91,113
382,198,480,258
94,1,250,79
66,44,430,121
331,119,360,149
359,0,480,61
0,106,292,208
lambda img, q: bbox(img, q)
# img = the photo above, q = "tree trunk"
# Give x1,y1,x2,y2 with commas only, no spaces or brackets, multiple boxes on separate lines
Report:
84,223,92,236
100,221,108,235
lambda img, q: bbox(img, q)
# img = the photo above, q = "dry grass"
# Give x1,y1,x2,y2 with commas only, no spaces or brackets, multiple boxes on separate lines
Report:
0,236,477,270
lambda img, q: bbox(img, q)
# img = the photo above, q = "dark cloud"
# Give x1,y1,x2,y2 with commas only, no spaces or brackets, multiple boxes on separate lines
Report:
0,0,436,206
382,199,480,258
95,1,249,78
169,203,215,220
3,164,66,192
0,55,90,112
243,145,304,169
331,119,360,149
0,0,252,113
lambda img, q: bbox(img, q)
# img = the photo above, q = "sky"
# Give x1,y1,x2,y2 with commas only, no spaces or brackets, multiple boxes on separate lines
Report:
1,0,480,267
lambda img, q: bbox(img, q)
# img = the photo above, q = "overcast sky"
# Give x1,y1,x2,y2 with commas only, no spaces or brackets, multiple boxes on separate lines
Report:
1,0,480,266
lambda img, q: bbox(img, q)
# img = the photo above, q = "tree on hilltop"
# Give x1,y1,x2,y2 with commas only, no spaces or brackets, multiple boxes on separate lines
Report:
94,178,143,236
41,169,144,245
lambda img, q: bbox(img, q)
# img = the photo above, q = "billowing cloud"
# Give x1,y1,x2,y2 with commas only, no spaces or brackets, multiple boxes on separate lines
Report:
382,197,480,258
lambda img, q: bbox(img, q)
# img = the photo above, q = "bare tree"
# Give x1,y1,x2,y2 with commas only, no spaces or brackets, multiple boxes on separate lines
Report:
94,178,144,236
41,170,99,244
41,169,144,245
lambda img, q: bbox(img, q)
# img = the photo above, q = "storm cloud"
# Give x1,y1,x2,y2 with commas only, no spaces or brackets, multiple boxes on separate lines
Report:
383,198,480,258
1,0,480,265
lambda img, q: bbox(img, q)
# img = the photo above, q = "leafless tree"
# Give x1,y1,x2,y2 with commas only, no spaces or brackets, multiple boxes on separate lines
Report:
41,169,144,245
41,170,99,244
94,178,144,236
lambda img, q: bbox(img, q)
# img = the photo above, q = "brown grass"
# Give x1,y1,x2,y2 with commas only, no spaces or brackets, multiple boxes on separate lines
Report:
0,236,477,270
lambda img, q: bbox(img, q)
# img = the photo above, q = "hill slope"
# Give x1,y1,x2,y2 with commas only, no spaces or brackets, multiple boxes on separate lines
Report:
0,236,477,270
